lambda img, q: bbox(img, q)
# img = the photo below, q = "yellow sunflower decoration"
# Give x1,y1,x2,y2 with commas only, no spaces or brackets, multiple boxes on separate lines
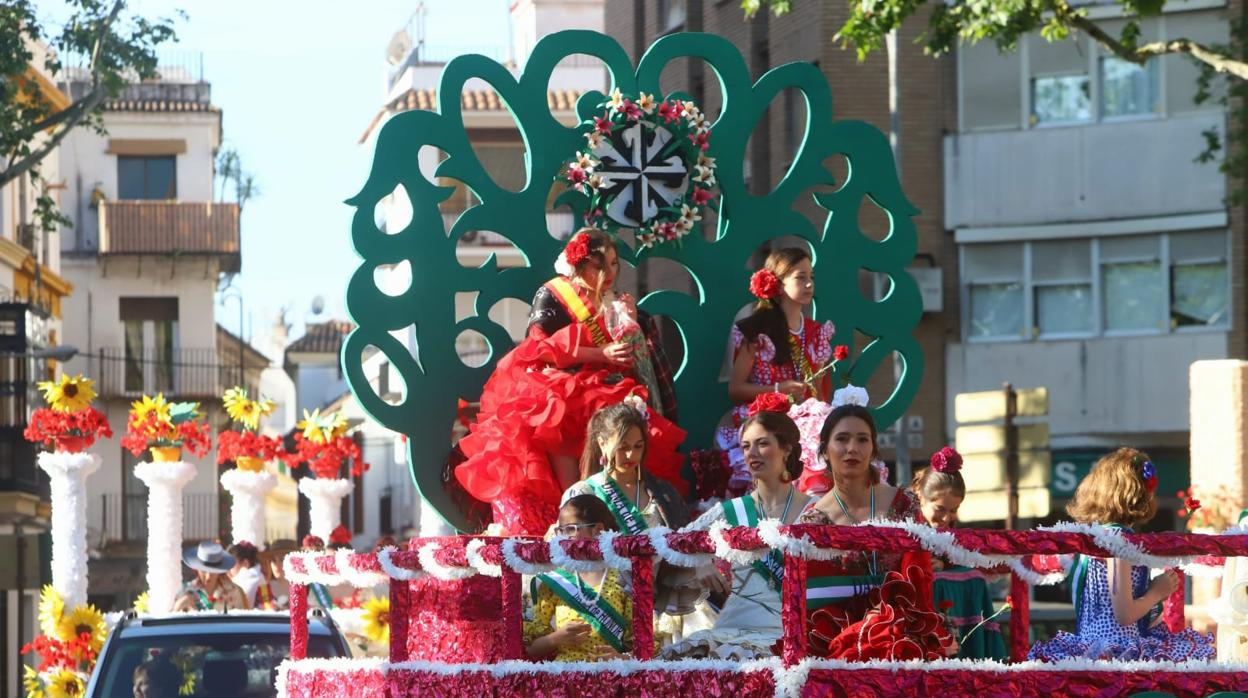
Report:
130,393,173,429
361,595,391,644
222,386,276,431
23,665,46,698
36,374,97,413
297,408,347,445
45,669,84,698
38,584,64,637
55,604,107,654
132,590,149,613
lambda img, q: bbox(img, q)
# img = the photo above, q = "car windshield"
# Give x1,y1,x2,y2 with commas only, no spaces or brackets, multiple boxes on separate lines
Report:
93,631,339,698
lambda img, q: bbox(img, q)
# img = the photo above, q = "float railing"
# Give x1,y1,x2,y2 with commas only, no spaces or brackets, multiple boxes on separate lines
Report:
283,524,1248,664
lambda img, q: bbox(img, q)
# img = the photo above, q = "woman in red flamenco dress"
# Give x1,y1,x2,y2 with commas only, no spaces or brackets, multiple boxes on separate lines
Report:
456,228,686,535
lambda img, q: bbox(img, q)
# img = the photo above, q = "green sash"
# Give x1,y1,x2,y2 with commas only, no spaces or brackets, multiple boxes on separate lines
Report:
534,570,630,653
310,582,334,610
721,496,785,591
587,472,648,535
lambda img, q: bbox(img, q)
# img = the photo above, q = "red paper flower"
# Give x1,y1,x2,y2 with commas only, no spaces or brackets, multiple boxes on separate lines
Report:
564,232,591,267
329,525,352,547
939,599,954,611
749,269,780,300
834,345,850,361
687,131,709,151
282,432,369,480
121,411,212,458
657,101,681,123
690,186,713,206
748,391,792,416
594,115,613,134
216,429,285,465
24,407,112,452
620,99,642,121
930,446,963,474
1005,595,1014,607
1184,496,1202,514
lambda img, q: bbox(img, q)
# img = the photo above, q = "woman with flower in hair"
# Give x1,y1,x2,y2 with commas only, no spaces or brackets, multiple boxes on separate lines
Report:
1028,447,1214,662
718,248,834,494
914,446,1007,660
456,228,686,535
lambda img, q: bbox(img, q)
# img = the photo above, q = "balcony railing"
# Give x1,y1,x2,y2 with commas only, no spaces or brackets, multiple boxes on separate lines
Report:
93,347,256,399
97,492,219,544
98,201,240,272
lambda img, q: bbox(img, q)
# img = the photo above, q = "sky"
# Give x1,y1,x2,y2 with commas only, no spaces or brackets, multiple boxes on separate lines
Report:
41,0,514,354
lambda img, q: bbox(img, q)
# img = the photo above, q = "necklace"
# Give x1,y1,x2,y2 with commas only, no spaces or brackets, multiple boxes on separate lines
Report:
574,570,604,604
831,484,878,576
754,484,796,523
787,322,814,383
611,466,644,511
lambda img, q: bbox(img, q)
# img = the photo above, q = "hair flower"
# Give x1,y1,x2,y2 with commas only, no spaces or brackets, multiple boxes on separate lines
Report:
749,269,780,301
831,384,869,409
747,391,792,416
930,446,963,474
564,232,591,267
1139,459,1158,491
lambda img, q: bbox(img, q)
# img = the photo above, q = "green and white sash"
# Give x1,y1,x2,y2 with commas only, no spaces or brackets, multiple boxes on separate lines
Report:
534,569,630,653
310,582,334,610
587,472,648,535
721,496,786,591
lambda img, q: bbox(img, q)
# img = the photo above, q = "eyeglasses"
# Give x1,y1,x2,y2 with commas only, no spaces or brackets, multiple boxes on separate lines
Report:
554,523,600,536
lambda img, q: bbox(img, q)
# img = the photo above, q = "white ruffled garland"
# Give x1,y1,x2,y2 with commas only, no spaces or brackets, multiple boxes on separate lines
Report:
417,541,477,581
868,519,1068,586
283,551,341,586
1041,521,1225,577
648,526,715,568
334,548,387,588
278,655,1248,698
757,518,844,562
376,546,423,582
598,531,633,570
548,536,606,572
501,537,554,576
465,539,502,577
708,520,767,565
219,467,277,550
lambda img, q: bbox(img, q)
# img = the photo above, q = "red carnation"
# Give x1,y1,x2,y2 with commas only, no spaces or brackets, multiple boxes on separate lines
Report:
749,269,780,300
329,525,352,547
564,232,591,267
1184,496,1201,514
748,391,792,416
938,599,954,611
834,345,849,361
930,446,963,474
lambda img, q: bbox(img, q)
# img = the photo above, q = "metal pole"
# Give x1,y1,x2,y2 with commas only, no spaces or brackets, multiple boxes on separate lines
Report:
1004,382,1019,530
15,519,26,698
886,28,911,486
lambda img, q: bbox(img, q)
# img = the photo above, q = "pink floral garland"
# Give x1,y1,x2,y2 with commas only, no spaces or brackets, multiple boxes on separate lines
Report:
1009,573,1029,662
631,556,655,661
781,555,807,666
501,568,524,660
390,578,411,663
289,584,309,660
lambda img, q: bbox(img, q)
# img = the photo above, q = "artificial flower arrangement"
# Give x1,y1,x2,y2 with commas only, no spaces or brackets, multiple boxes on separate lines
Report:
23,374,112,453
560,88,718,249
1176,486,1241,531
120,393,212,462
283,408,369,479
216,386,283,471
22,585,108,698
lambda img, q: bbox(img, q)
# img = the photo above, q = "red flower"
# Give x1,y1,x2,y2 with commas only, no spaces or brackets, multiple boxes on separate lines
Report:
594,115,613,134
929,446,963,474
283,432,369,479
748,391,792,416
620,99,642,120
809,565,955,661
657,101,682,123
938,599,954,611
833,345,850,361
329,525,352,547
565,165,587,185
690,187,713,206
688,131,710,151
1005,595,1014,607
216,429,285,465
564,232,591,267
749,269,780,300
24,407,112,452
1184,496,1202,514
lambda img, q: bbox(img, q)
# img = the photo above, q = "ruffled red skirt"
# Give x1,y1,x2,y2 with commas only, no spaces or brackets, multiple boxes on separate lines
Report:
456,338,686,535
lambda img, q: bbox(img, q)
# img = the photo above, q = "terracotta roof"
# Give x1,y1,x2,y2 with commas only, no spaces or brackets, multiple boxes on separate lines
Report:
103,99,220,113
359,88,583,143
286,320,355,356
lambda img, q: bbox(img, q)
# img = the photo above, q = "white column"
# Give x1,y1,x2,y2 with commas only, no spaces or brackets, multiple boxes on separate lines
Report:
298,478,353,542
36,451,101,610
134,460,196,615
220,468,278,550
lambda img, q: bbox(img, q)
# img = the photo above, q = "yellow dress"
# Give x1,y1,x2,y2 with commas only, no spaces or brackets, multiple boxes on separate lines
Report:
524,568,634,662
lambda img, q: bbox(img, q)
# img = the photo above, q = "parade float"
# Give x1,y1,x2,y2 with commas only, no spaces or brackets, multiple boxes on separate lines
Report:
266,28,1248,697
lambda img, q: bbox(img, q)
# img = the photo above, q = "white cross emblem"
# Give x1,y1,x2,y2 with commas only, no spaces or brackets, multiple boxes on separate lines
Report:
591,121,690,228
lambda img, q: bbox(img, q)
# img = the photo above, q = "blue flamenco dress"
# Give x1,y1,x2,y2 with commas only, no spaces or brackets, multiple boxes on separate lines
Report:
1028,553,1214,662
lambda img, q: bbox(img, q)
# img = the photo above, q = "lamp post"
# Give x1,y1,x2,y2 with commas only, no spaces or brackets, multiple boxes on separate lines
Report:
221,286,245,390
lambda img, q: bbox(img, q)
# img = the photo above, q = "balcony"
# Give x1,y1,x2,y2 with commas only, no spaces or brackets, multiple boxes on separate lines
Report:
96,492,218,544
944,113,1225,230
93,346,255,399
98,201,240,272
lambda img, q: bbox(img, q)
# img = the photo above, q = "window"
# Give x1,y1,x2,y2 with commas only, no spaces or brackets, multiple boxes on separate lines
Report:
964,243,1025,339
1170,230,1228,328
1031,74,1091,125
659,0,686,31
1100,57,1159,119
1033,240,1093,335
117,156,176,200
1100,235,1164,332
120,297,178,393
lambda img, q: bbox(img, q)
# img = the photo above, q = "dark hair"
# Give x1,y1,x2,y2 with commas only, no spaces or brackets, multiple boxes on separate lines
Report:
228,541,259,566
739,410,804,482
580,402,649,480
134,656,182,698
911,466,966,501
735,247,812,367
818,404,880,484
560,494,619,532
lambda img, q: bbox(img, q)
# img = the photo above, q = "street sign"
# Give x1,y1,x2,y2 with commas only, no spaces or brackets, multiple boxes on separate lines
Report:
957,487,1052,523
878,433,897,449
906,415,924,432
907,432,923,449
955,387,1048,424
955,423,1049,455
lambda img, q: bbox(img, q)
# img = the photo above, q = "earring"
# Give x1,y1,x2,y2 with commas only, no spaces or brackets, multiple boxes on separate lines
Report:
599,455,608,469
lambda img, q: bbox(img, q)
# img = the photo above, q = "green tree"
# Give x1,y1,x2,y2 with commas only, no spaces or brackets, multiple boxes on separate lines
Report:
1,0,179,233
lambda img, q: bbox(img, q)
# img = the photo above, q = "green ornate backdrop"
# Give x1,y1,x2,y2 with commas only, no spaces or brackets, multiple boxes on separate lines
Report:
343,30,924,532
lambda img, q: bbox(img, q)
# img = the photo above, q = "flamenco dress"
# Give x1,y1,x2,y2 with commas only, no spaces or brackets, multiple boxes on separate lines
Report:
717,318,834,495
455,277,686,535
1027,547,1215,662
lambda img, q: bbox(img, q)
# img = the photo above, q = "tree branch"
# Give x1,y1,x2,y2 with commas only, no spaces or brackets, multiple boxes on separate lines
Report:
0,0,123,188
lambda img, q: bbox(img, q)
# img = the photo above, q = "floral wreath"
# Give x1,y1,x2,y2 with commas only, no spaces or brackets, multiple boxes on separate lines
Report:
559,88,718,249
